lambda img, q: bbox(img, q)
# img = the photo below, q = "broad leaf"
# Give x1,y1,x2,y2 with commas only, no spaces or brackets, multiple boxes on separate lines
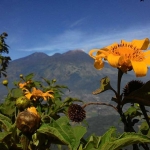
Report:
80,134,101,150
124,106,142,118
0,132,12,142
0,100,16,117
98,127,116,149
92,77,112,95
101,132,150,150
37,116,86,150
80,127,150,150
25,73,34,81
139,121,150,136
11,88,23,98
0,113,12,131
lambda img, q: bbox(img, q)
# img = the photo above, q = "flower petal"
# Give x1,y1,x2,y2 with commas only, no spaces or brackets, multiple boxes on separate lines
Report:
27,107,38,116
32,87,37,92
25,93,32,100
144,58,150,66
107,54,120,68
144,50,150,58
144,51,150,66
131,60,147,77
94,60,104,70
132,38,150,50
43,96,47,101
121,40,131,46
89,49,99,59
19,83,27,88
96,50,109,59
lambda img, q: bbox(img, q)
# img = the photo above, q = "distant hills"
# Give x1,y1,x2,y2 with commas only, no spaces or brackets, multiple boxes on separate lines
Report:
0,50,149,116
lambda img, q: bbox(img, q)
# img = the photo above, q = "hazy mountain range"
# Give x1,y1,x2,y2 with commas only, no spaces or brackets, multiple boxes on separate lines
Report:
0,50,149,116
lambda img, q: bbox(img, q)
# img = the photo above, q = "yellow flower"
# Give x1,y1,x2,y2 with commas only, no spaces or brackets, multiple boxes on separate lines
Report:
19,80,32,89
89,38,150,77
23,87,54,101
27,107,38,116
19,82,27,88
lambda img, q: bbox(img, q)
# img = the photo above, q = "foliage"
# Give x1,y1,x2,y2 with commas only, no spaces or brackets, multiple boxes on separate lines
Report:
0,73,87,149
0,34,150,150
0,32,11,77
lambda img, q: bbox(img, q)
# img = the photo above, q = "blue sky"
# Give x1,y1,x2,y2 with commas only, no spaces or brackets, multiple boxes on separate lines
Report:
0,0,150,60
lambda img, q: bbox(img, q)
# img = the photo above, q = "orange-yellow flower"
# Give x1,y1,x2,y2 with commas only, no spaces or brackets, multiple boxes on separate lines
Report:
27,107,39,116
89,38,150,77
19,80,32,89
23,87,54,101
19,82,27,88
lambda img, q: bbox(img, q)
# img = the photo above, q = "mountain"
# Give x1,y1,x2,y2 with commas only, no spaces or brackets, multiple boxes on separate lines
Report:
0,50,149,116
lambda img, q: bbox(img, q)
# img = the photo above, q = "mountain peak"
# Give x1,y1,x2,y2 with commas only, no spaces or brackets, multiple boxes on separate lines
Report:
29,52,49,58
63,49,85,55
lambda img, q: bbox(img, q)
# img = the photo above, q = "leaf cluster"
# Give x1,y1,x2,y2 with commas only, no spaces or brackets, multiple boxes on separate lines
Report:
0,32,11,77
0,73,86,149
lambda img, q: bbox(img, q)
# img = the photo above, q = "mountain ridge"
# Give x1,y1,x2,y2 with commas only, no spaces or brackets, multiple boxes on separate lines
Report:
0,50,149,116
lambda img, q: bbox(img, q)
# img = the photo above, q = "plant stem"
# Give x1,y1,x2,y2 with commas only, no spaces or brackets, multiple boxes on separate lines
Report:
116,69,127,125
21,135,30,150
117,69,123,100
116,69,147,150
82,102,118,111
139,104,150,128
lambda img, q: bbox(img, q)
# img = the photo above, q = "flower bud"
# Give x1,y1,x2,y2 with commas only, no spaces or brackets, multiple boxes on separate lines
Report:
20,74,23,78
16,96,30,110
2,80,8,86
16,107,41,134
52,79,56,83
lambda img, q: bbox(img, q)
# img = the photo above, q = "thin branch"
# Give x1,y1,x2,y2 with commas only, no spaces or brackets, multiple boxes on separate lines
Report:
82,102,118,111
109,86,118,99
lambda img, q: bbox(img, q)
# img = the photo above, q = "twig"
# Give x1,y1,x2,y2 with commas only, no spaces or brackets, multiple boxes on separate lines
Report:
82,102,118,111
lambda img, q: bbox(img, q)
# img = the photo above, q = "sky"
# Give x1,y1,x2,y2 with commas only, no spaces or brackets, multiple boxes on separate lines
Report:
0,0,150,60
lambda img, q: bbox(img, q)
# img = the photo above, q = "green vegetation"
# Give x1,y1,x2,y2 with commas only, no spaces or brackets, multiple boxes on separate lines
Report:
0,33,150,150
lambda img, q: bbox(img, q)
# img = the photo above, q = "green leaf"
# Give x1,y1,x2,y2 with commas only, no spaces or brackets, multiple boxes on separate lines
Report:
37,116,86,150
124,106,142,118
49,98,63,114
0,113,12,131
33,81,41,88
139,121,150,135
13,81,19,87
98,127,116,149
81,134,101,150
42,77,51,85
0,100,16,117
71,125,87,149
100,132,150,150
122,81,150,106
0,132,12,142
11,88,23,98
0,113,11,123
25,73,34,81
92,77,112,95
80,127,150,150
54,85,70,91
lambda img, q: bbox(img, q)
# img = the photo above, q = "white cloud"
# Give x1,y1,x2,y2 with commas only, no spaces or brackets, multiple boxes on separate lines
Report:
69,17,88,28
19,24,150,56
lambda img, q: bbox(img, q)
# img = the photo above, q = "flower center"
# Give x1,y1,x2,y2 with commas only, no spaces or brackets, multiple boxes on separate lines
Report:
109,43,145,62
